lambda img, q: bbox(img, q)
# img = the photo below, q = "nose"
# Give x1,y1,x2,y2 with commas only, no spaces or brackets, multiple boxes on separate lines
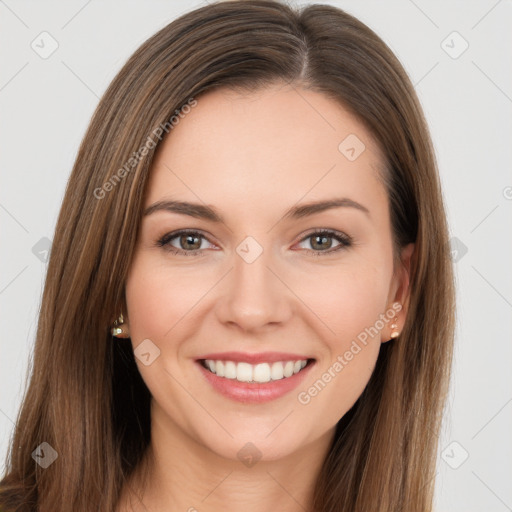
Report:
215,244,293,333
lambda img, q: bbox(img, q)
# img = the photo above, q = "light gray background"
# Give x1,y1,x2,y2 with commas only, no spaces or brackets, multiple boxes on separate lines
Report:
1,1,511,510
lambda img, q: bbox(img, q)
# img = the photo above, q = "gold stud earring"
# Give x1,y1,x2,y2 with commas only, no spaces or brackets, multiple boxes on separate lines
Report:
390,315,400,339
111,313,130,338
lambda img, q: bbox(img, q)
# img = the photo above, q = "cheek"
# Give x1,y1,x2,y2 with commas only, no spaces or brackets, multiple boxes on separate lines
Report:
292,259,391,419
291,258,392,345
125,262,167,341
124,254,212,342
124,256,211,414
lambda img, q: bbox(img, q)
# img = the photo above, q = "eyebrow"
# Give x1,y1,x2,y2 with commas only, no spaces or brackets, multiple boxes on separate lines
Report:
143,197,370,222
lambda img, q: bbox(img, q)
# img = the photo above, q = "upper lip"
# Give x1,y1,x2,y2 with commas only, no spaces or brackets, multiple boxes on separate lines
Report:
197,351,314,364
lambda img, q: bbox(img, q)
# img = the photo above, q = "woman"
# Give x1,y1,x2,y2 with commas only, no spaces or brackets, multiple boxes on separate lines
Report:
0,1,455,511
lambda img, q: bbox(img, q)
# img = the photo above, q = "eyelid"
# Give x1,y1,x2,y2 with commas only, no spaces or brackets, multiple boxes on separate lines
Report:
156,228,217,255
297,227,352,242
293,228,353,254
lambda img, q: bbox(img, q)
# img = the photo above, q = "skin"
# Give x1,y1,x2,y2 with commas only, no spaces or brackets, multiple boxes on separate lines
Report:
117,83,414,512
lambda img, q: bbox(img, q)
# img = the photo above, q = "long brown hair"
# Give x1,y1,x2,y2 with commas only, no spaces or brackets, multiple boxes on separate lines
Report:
0,1,455,511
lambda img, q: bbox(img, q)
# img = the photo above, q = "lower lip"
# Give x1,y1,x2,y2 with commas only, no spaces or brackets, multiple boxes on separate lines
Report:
196,360,315,404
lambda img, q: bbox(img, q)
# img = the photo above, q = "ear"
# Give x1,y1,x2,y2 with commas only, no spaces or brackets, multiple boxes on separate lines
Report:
382,243,414,343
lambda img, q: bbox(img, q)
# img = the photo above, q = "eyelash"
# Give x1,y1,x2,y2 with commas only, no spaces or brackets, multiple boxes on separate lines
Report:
155,228,353,257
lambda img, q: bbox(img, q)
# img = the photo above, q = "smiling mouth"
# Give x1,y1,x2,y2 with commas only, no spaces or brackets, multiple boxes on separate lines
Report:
199,358,314,384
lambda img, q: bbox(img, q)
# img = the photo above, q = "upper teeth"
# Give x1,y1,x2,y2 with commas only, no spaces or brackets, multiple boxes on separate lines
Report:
204,359,308,383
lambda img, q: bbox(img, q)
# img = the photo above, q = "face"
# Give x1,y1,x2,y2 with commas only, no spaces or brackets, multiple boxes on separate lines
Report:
124,83,412,462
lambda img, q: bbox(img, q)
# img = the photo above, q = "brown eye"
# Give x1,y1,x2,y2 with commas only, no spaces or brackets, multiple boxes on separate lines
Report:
178,233,202,250
310,234,334,251
156,230,212,255
296,230,352,255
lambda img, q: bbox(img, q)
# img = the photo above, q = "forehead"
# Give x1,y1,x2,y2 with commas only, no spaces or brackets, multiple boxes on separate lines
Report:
146,84,387,221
